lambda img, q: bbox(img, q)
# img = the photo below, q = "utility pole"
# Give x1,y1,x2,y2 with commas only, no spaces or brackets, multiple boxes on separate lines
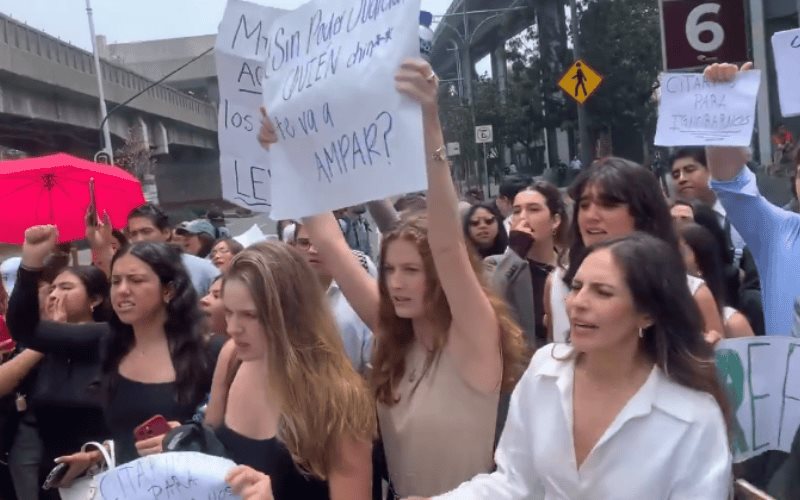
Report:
85,0,113,164
748,0,772,166
568,0,592,168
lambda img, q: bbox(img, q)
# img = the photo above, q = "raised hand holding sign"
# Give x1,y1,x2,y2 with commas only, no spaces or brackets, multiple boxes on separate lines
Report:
257,0,426,219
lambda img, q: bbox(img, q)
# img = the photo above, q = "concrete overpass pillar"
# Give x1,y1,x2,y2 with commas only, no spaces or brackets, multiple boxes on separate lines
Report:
491,41,513,170
461,43,474,104
136,117,151,151
152,122,169,156
492,43,508,100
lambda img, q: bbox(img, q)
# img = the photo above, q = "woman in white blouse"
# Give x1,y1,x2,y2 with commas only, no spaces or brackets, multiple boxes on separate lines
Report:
411,232,732,500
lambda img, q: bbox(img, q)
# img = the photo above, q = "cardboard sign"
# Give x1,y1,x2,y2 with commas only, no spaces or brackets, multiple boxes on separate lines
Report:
771,28,800,118
260,0,426,219
654,70,761,146
216,0,288,212
97,452,239,499
715,337,800,462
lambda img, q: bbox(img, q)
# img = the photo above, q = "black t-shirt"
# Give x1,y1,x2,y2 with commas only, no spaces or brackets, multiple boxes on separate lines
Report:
528,260,554,344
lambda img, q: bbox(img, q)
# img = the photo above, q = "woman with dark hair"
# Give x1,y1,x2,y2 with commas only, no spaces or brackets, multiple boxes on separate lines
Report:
19,265,113,498
424,233,732,499
210,238,244,273
679,223,754,338
7,226,213,485
692,203,764,337
486,180,568,348
545,158,724,343
463,203,508,258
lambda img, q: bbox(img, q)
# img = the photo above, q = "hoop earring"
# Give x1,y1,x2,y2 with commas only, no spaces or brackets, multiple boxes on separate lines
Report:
638,327,644,339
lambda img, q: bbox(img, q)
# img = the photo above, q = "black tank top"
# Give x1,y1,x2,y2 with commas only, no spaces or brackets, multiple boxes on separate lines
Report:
216,424,329,500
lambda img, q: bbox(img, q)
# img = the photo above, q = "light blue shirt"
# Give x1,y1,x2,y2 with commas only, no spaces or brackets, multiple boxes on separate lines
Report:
181,253,219,297
327,282,373,374
711,167,800,336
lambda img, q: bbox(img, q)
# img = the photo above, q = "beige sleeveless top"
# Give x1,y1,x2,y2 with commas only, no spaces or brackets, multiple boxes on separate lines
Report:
377,341,499,497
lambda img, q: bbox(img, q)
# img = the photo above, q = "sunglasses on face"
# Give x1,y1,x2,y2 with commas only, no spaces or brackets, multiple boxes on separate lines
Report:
469,217,496,227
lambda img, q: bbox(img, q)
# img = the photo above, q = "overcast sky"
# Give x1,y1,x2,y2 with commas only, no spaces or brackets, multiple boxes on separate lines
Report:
0,0,455,50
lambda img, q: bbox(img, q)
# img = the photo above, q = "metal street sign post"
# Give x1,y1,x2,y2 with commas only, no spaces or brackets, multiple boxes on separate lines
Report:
475,126,493,197
658,0,748,70
475,125,493,144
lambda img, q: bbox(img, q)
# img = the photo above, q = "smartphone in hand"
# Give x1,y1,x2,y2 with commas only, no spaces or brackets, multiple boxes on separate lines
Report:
42,462,68,490
87,178,98,227
133,415,171,442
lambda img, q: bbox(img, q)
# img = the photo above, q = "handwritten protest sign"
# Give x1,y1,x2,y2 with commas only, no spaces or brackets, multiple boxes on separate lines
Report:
771,28,800,118
97,452,240,499
654,71,761,147
715,337,800,462
216,0,287,212
260,0,426,219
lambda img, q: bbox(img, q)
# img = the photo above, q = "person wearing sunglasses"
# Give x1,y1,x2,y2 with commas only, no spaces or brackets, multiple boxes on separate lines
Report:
462,203,508,259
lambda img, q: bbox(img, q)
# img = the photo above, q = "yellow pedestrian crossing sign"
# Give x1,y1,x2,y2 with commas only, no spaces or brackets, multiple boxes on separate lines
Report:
558,59,603,105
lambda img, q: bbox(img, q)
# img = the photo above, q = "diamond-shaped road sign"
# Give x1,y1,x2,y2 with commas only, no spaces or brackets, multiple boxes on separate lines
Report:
558,59,604,105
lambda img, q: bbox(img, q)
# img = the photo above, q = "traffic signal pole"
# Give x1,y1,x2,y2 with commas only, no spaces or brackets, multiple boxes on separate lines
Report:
568,0,593,168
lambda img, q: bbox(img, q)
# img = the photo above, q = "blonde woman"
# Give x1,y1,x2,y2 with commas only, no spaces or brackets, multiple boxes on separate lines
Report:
204,243,376,500
258,58,527,498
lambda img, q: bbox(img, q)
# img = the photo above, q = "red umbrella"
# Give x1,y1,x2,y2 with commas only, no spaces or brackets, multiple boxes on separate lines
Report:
0,153,145,244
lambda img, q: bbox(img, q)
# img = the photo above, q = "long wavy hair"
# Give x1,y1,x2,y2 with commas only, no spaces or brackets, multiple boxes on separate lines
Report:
572,233,731,428
224,242,376,480
372,215,528,406
564,157,679,285
103,242,210,406
679,223,728,312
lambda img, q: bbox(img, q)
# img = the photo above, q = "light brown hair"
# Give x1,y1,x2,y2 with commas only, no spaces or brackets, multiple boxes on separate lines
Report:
371,215,529,406
224,242,376,479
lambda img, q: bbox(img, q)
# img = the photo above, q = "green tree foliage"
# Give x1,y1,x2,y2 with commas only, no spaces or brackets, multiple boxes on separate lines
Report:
578,0,662,156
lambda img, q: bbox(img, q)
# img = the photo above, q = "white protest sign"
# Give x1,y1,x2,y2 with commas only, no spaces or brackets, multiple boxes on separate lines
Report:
654,71,761,147
260,0,425,219
715,337,800,463
233,223,268,247
771,28,800,118
96,452,240,499
216,0,288,213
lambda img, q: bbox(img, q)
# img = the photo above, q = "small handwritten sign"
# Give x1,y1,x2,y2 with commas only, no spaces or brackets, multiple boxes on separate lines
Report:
215,0,287,212
260,0,426,219
97,452,240,500
654,71,761,147
715,337,800,463
771,28,800,118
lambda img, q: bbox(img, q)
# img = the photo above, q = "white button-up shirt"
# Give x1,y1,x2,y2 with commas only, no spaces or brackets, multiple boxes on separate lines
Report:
435,345,732,500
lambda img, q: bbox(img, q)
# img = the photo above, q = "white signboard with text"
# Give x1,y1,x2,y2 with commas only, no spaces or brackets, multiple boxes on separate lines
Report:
260,0,425,219
771,28,800,118
97,452,239,499
715,337,800,463
216,0,287,212
654,71,760,147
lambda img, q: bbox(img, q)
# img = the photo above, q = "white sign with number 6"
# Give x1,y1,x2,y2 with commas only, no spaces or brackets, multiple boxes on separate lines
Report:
685,3,724,53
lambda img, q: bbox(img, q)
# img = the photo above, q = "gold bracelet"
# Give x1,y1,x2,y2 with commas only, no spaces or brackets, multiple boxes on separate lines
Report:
431,145,447,162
